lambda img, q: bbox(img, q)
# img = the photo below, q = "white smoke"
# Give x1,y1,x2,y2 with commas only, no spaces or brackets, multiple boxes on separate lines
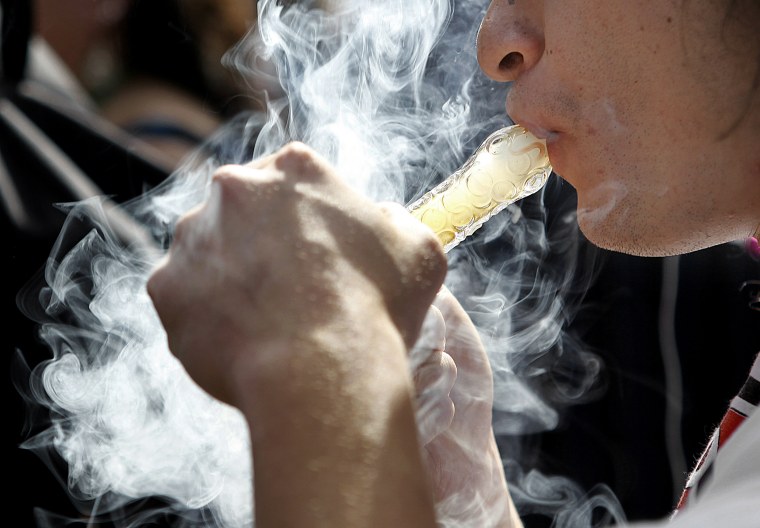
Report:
17,0,624,526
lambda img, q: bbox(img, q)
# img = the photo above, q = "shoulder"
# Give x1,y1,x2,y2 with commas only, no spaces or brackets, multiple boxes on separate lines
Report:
657,412,760,527
707,405,760,493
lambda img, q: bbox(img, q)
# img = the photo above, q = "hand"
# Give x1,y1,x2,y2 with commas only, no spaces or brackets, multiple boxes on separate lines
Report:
412,287,522,528
146,142,447,407
146,142,447,527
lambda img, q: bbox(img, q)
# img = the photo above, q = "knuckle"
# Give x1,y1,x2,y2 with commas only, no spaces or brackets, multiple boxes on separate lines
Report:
417,230,448,278
169,207,213,255
171,213,194,246
278,142,315,166
378,202,447,279
145,262,174,313
275,142,328,179
280,141,314,157
211,165,248,196
145,270,162,302
378,201,408,216
211,164,244,183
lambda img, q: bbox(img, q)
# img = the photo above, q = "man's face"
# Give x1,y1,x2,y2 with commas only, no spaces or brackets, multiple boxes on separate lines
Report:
477,0,760,256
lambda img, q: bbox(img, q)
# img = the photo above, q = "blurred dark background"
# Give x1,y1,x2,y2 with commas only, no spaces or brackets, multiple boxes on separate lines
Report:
4,0,759,527
486,179,760,527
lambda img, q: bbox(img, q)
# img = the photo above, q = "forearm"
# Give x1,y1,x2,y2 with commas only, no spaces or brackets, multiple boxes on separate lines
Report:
233,315,438,528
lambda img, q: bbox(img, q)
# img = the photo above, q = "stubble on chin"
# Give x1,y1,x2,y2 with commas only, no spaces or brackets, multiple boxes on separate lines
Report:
575,179,634,251
576,189,712,258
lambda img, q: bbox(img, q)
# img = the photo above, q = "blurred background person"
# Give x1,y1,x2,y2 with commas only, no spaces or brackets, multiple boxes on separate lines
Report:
33,0,259,167
3,1,261,526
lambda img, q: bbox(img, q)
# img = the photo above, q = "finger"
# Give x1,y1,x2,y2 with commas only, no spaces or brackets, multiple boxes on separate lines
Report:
432,285,469,326
414,350,457,400
377,201,441,245
244,142,333,183
432,287,493,407
411,306,457,446
432,287,486,366
408,305,446,371
212,163,273,187
414,350,457,446
243,147,283,170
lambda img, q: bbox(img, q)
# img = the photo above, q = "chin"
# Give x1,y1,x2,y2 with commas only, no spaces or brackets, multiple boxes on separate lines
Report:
577,217,649,256
572,178,743,257
580,227,672,257
577,208,725,258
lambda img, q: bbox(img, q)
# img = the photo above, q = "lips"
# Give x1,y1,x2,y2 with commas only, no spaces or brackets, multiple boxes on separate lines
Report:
516,119,557,142
508,114,564,172
506,89,569,175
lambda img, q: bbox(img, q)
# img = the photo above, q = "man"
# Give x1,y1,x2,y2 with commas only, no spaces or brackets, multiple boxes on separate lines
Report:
146,1,760,527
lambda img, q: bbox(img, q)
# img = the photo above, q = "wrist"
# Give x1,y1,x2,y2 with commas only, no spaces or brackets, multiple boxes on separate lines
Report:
229,303,437,527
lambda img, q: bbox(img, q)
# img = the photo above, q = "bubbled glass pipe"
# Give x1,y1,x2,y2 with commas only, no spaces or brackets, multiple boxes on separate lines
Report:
407,125,552,252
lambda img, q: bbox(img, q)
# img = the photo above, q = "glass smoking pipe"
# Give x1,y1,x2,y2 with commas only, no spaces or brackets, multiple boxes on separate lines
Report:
407,125,552,252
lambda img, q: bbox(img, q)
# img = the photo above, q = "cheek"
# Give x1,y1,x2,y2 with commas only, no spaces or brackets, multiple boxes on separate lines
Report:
571,137,658,242
576,178,630,229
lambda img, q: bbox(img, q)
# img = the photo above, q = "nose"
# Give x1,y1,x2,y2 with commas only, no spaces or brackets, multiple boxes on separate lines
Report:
477,1,544,82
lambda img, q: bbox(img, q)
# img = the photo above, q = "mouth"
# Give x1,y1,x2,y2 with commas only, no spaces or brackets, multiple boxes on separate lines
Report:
512,118,560,143
505,83,564,147
510,117,566,177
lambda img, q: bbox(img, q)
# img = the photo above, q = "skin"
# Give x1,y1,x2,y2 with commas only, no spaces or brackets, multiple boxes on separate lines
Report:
147,0,759,526
418,288,521,527
477,0,760,256
147,143,522,527
148,144,447,528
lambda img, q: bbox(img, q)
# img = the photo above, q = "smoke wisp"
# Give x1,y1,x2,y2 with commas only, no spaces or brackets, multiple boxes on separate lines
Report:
16,1,624,526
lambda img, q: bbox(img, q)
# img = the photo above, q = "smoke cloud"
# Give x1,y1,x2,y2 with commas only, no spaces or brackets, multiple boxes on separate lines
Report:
16,0,624,526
